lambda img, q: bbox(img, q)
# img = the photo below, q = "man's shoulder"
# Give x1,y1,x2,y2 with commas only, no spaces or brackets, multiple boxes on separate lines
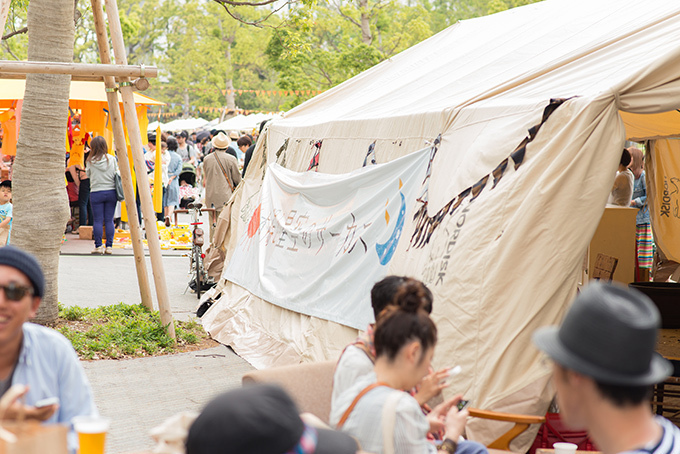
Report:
23,322,77,356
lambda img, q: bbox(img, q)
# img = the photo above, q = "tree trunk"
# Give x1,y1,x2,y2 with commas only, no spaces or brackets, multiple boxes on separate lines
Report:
224,43,235,110
13,0,74,324
183,88,190,117
359,0,372,45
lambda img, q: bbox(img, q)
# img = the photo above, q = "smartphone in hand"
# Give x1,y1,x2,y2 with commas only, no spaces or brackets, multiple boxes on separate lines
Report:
456,399,471,411
35,397,59,408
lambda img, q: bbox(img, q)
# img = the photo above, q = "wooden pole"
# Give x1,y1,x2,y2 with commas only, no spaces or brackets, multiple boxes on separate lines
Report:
0,73,110,82
90,0,154,312
103,0,175,338
0,60,157,78
0,0,10,38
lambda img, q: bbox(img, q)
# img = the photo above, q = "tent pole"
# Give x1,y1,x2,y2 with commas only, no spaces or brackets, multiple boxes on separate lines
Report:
0,0,10,39
103,0,175,339
90,0,154,313
0,60,157,78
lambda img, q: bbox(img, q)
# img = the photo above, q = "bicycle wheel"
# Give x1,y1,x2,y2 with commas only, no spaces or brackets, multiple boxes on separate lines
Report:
193,246,202,299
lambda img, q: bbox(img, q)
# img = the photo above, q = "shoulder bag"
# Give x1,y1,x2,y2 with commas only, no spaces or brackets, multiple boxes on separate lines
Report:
109,155,125,202
213,153,235,192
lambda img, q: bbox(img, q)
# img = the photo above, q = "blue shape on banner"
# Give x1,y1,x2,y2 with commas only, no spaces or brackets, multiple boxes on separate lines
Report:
376,191,406,265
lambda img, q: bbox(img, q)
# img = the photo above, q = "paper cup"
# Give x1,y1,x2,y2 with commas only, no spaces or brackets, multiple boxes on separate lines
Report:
73,416,110,454
553,442,578,454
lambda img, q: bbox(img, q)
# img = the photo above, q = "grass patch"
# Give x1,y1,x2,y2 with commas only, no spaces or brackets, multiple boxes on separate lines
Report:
55,303,208,360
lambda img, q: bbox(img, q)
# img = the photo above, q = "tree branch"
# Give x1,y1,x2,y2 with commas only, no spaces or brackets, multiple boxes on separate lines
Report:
332,2,361,28
213,0,281,8
215,1,293,28
2,40,20,60
2,27,28,41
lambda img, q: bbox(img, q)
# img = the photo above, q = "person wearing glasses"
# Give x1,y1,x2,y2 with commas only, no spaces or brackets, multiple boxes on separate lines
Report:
0,246,97,426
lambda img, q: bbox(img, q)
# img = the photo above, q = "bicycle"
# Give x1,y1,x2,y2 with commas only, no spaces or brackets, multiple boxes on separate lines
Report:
173,202,215,299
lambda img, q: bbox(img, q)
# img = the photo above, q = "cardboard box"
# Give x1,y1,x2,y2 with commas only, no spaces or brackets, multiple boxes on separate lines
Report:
79,226,93,240
79,225,109,240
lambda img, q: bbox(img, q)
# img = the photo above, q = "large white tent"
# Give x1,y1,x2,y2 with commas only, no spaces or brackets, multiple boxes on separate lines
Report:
202,0,680,448
213,113,282,133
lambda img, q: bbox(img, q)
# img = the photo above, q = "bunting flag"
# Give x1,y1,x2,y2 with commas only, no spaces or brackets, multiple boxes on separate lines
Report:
217,89,324,97
149,107,281,118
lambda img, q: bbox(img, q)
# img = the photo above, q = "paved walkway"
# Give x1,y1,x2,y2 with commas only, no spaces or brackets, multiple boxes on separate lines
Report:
58,211,255,453
82,346,252,454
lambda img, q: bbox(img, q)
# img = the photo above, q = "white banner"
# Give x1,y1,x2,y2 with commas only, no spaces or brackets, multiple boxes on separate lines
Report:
224,147,432,329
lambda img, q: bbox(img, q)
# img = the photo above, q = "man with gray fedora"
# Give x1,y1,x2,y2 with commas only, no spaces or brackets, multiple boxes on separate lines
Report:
533,282,679,454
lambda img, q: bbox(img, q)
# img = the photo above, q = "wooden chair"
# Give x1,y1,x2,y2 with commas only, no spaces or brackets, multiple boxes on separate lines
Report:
652,357,680,423
242,360,337,424
468,408,545,451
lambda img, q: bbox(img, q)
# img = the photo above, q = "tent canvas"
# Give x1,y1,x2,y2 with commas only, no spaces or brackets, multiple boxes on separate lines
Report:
202,0,680,449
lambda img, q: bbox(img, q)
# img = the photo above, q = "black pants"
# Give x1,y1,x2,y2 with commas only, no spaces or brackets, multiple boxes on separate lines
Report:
78,179,93,227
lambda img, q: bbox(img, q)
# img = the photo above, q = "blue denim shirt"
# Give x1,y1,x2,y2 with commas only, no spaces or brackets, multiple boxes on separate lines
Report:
632,171,650,225
12,323,98,451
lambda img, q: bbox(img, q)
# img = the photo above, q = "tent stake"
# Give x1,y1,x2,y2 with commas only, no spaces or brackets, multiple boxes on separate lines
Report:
90,0,154,313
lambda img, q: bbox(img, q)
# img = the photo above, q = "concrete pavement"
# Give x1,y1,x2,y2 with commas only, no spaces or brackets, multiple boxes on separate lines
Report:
58,211,255,453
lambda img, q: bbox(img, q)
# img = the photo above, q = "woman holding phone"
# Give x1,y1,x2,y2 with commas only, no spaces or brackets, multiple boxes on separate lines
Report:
330,281,487,454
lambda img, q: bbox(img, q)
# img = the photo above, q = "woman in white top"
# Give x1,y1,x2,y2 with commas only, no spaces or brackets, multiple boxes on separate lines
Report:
330,281,487,454
86,136,118,255
607,148,634,207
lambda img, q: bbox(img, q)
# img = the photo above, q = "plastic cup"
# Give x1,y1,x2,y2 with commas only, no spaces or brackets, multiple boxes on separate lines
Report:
553,442,578,454
73,416,110,454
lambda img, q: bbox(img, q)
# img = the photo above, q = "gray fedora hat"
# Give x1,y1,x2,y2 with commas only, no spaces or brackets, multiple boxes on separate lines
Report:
533,282,672,386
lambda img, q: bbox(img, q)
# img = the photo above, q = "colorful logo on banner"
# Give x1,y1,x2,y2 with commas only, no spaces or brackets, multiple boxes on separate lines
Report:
224,147,432,330
376,185,406,265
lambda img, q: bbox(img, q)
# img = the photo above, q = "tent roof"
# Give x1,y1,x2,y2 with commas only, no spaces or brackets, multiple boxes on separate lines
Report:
214,113,281,132
0,80,164,105
161,117,209,132
280,0,680,139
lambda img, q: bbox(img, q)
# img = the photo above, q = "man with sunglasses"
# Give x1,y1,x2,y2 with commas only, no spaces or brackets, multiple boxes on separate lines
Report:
0,246,97,426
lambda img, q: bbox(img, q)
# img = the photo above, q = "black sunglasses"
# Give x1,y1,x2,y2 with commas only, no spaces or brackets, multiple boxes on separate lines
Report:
0,282,34,301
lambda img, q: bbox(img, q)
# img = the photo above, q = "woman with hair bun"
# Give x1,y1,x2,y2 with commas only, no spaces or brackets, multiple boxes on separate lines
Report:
330,282,487,454
332,276,449,412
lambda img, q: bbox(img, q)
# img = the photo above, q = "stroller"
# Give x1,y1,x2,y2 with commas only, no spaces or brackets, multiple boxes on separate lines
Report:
179,163,199,208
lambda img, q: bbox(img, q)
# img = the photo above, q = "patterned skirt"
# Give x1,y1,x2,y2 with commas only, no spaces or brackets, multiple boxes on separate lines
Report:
636,223,654,269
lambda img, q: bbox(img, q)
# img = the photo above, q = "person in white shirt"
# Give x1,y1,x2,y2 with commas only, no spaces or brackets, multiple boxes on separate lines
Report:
607,148,634,207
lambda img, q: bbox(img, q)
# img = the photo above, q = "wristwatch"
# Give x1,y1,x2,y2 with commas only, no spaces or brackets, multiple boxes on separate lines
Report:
439,438,457,454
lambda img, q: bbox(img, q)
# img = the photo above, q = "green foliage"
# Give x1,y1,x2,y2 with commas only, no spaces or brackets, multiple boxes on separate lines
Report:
1,0,545,111
56,303,205,360
0,0,29,60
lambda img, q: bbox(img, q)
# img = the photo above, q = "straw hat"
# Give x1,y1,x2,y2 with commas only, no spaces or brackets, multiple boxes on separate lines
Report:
211,132,230,150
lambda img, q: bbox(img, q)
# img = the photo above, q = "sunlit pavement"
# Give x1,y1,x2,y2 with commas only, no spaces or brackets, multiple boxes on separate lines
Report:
58,210,255,453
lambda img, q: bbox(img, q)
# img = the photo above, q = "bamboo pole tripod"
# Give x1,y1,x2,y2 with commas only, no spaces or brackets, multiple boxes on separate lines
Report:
0,0,175,338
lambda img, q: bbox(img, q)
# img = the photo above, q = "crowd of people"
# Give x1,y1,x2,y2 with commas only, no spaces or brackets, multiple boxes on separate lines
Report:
61,123,264,253
606,146,654,281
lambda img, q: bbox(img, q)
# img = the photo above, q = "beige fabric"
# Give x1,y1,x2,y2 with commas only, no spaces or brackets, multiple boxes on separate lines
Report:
647,139,680,263
202,151,240,210
241,360,337,424
202,1,680,451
